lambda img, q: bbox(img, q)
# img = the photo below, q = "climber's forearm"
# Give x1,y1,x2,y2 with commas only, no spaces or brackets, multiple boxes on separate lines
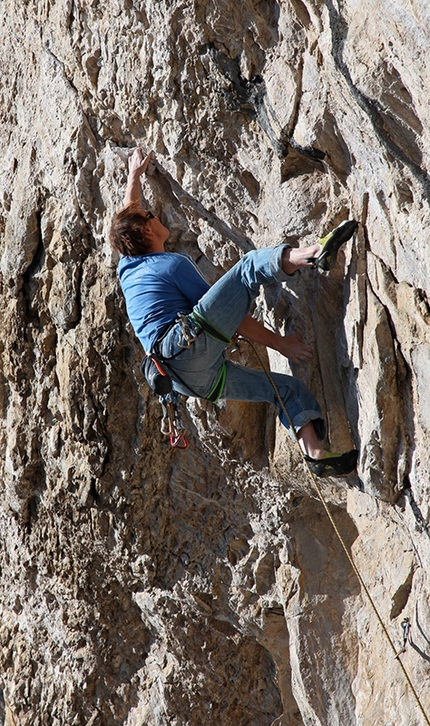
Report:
236,315,312,363
124,171,143,207
123,149,151,207
236,315,280,349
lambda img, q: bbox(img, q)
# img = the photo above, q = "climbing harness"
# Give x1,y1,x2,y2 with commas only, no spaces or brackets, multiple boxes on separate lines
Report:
159,313,229,404
246,339,430,725
189,310,231,345
141,312,230,448
170,311,231,350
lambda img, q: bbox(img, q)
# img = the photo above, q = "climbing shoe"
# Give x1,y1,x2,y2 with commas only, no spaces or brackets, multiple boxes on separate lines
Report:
308,219,358,271
304,449,359,477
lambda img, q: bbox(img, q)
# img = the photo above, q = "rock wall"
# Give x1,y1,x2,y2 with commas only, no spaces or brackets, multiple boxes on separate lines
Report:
0,1,429,724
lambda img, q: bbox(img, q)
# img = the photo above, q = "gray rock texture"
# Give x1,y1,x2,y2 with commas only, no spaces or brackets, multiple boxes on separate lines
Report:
0,1,429,724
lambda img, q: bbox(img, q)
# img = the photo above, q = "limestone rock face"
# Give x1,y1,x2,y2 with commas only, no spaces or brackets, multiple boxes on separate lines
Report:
0,1,429,725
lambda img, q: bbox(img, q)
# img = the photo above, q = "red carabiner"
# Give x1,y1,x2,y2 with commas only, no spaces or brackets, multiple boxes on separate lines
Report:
170,431,188,449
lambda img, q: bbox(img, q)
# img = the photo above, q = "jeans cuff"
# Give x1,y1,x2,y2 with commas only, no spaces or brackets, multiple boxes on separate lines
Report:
293,412,326,441
270,244,293,282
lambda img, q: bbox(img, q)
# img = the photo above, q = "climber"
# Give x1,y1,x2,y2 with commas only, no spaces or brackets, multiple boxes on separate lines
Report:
109,148,358,477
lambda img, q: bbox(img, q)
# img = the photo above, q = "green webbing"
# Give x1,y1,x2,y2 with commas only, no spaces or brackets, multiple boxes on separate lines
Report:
206,362,227,403
190,311,231,344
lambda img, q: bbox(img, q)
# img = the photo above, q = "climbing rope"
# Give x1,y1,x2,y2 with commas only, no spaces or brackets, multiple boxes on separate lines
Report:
246,340,430,726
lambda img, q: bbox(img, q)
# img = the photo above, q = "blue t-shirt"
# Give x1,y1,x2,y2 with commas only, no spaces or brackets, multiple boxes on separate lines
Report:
118,252,210,352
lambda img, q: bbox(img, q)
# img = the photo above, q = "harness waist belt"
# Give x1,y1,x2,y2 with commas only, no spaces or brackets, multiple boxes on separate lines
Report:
156,320,180,346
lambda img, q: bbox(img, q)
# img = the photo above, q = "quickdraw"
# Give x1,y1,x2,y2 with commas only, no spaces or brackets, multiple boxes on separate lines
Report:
159,393,188,449
395,617,411,659
141,354,188,449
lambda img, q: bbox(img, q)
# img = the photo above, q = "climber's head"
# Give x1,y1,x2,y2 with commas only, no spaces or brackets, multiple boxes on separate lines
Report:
109,202,169,256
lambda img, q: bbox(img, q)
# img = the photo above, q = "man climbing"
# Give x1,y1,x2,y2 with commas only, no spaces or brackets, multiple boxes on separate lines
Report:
109,148,358,477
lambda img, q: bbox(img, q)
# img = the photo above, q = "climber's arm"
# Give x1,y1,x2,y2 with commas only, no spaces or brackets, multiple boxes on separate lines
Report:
236,314,312,364
124,148,151,207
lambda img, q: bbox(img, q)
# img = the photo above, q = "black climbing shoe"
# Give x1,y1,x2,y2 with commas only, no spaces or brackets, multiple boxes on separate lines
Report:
308,219,358,271
304,449,359,477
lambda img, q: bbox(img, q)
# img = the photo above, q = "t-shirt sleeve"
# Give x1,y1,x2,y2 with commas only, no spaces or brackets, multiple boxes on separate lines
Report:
172,255,210,305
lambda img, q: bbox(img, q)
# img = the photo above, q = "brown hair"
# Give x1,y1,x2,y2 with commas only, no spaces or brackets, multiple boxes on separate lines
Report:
109,201,153,256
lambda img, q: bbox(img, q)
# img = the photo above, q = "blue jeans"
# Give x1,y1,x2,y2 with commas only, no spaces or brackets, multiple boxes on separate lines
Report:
157,245,325,439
